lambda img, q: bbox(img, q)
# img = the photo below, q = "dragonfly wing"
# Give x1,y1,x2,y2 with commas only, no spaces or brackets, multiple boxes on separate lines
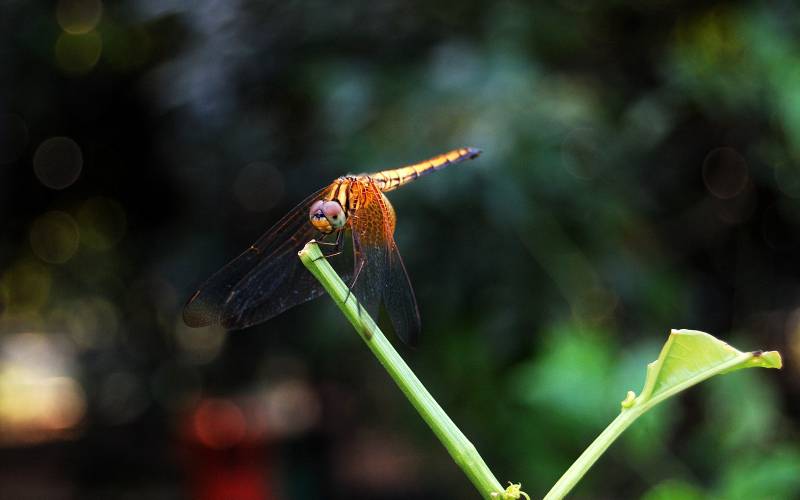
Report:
350,184,419,345
183,186,330,329
383,240,421,346
220,225,325,329
349,184,390,326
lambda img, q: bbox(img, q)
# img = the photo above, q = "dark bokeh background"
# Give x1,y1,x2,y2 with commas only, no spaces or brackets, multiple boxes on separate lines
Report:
1,1,799,499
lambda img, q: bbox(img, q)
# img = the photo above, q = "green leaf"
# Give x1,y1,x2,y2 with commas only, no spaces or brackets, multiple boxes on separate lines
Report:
544,329,782,500
634,329,782,410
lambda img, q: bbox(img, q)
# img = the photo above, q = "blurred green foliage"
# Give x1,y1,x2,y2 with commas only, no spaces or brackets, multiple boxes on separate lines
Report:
0,0,798,498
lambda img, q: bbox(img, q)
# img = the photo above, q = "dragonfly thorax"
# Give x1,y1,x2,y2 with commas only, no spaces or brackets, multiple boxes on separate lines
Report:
309,199,347,234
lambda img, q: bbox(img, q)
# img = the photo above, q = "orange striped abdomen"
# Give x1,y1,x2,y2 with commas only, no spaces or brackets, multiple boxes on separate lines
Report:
367,147,481,193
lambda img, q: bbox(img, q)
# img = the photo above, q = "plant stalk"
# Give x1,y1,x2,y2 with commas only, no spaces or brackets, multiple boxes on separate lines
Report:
299,241,504,499
543,408,641,500
543,349,760,499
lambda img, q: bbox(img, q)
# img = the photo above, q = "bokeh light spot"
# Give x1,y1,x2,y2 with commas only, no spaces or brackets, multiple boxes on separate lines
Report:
193,399,247,449
104,23,152,72
261,379,321,438
30,211,80,264
334,431,421,491
174,317,226,364
77,197,127,251
41,377,86,430
3,260,51,314
55,31,102,75
49,296,119,349
0,113,29,165
33,136,83,189
0,333,86,445
56,0,102,34
232,162,284,212
702,147,748,199
623,97,671,148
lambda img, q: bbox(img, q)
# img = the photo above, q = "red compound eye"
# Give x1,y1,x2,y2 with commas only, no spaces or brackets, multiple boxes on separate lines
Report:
322,201,345,228
309,200,345,233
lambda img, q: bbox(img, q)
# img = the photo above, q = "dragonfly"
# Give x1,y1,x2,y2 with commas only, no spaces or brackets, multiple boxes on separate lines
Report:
183,147,481,345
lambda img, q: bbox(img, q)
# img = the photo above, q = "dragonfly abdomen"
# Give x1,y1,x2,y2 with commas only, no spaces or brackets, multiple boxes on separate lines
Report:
369,147,481,192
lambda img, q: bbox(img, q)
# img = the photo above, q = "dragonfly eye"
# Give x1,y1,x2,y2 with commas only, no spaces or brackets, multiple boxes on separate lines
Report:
309,200,346,233
322,201,346,229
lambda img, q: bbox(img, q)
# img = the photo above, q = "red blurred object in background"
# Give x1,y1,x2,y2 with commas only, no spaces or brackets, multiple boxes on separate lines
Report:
180,398,276,500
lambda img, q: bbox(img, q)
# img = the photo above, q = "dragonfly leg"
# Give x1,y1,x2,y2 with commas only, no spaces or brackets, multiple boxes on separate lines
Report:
313,230,345,261
315,232,340,247
346,258,365,302
345,229,366,318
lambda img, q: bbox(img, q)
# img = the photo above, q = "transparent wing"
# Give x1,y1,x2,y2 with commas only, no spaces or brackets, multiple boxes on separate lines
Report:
349,185,388,325
383,240,420,345
184,180,420,342
183,186,343,329
350,184,420,344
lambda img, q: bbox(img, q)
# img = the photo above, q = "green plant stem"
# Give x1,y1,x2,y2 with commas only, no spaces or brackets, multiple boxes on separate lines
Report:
543,351,760,500
543,408,640,500
299,241,504,499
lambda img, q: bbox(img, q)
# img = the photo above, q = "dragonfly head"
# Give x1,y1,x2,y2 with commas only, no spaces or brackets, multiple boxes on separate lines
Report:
309,199,346,233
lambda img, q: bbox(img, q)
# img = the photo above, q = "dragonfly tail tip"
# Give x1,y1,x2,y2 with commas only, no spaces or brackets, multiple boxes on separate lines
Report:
466,147,482,158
